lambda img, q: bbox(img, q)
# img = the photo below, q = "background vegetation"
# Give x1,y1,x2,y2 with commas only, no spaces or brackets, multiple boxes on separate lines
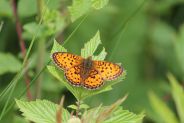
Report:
0,0,184,123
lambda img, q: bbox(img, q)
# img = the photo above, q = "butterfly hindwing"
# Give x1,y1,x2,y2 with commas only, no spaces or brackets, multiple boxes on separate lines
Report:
52,52,83,70
65,65,82,86
83,68,104,89
93,61,123,80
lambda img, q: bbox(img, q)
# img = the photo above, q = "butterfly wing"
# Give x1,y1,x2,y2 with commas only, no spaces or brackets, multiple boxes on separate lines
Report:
52,52,83,70
83,68,104,90
65,65,82,86
93,61,123,80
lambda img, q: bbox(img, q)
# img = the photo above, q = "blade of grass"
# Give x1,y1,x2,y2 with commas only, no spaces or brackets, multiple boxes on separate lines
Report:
108,0,147,60
62,13,89,46
0,0,50,120
1,60,51,118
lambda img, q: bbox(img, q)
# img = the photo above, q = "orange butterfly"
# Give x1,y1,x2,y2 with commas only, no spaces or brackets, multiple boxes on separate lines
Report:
52,52,123,90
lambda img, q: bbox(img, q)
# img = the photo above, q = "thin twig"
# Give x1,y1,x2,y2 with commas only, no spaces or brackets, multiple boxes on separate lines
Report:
76,100,80,117
11,0,32,100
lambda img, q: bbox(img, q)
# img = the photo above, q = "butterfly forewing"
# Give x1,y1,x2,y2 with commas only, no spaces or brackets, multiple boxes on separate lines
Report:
93,61,123,80
52,52,83,70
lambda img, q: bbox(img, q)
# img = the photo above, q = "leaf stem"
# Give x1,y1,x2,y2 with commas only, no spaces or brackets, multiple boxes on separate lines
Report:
76,100,81,117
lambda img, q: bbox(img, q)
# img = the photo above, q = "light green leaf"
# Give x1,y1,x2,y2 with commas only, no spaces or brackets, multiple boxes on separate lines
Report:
82,96,144,123
149,92,179,123
0,0,12,17
68,104,78,110
68,0,91,22
51,39,67,55
91,0,109,9
168,73,184,123
68,0,109,22
0,53,21,75
93,48,107,60
16,99,70,123
103,107,144,123
81,30,102,58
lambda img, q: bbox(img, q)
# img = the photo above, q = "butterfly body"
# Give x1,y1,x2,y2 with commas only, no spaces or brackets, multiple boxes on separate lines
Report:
52,52,123,90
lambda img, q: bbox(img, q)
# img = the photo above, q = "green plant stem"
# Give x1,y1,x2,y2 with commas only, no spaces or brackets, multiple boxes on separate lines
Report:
76,100,81,117
62,14,89,46
35,0,45,99
108,0,147,60
35,39,45,98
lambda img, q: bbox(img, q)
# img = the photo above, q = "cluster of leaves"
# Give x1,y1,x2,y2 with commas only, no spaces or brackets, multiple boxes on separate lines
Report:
16,30,143,123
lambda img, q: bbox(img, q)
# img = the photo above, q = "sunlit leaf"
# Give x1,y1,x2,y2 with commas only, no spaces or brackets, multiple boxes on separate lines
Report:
16,99,70,123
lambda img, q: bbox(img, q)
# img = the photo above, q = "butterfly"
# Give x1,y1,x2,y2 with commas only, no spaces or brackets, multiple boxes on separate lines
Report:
52,52,123,90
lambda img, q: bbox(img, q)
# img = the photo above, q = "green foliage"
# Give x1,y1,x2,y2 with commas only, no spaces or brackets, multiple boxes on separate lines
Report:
23,2,66,39
0,0,12,17
81,30,106,59
149,91,179,123
149,73,184,123
168,73,184,123
68,0,109,22
174,25,184,75
82,96,144,123
16,99,70,123
0,53,21,75
48,31,126,101
16,96,144,123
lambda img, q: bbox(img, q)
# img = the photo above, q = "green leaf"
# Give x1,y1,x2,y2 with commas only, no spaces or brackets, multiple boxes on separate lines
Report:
168,73,184,123
68,0,109,22
68,0,91,22
18,0,37,17
48,32,126,101
81,30,102,59
149,91,179,123
91,0,109,9
51,39,67,55
93,48,107,60
68,104,78,110
0,0,12,17
16,99,70,123
0,53,21,75
82,96,144,123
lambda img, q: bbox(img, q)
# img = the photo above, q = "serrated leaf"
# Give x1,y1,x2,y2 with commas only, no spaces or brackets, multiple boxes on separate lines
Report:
16,99,70,123
103,108,144,123
82,96,144,123
149,92,179,123
91,0,109,9
81,30,102,58
0,53,21,75
51,39,67,55
93,48,107,60
168,73,184,123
